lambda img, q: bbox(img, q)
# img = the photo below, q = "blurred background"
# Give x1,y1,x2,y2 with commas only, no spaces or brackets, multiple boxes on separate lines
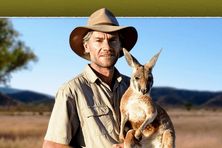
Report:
0,18,222,148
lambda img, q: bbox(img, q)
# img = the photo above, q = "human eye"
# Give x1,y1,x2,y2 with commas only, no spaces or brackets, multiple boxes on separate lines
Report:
95,38,102,43
110,38,117,42
110,37,118,43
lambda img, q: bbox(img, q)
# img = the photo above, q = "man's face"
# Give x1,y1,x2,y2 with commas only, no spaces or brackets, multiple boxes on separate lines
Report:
84,31,122,68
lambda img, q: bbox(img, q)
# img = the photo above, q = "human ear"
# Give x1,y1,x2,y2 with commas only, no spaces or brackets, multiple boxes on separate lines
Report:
83,42,90,53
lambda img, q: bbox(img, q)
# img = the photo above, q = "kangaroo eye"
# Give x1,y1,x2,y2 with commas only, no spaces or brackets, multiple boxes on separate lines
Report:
148,73,152,78
134,76,140,80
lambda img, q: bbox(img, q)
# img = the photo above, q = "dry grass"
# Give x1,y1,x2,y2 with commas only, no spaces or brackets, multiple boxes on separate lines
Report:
0,113,49,148
0,110,222,148
169,109,222,148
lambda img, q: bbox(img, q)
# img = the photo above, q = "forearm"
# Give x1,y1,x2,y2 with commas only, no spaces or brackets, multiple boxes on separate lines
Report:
42,140,76,148
112,143,124,148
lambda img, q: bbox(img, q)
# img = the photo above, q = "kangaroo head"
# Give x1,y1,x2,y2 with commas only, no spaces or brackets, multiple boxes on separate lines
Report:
122,48,161,95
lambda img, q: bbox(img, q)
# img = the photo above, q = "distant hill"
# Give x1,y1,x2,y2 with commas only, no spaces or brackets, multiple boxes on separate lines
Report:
0,86,222,111
151,87,222,109
0,87,22,94
202,95,222,108
0,92,21,106
7,90,53,103
0,87,54,112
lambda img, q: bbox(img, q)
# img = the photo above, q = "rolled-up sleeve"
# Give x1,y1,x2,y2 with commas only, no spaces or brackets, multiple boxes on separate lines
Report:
44,85,79,145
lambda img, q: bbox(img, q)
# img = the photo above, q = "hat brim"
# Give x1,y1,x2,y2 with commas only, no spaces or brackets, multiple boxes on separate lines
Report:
69,25,137,61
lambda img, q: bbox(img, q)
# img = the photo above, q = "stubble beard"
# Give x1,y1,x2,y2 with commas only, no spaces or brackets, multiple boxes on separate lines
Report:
93,56,118,69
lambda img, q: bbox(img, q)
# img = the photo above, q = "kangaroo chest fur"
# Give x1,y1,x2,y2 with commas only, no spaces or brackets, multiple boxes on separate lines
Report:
125,95,151,123
121,88,157,131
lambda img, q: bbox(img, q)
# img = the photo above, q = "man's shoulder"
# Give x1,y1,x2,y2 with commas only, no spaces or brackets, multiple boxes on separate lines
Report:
53,74,87,102
67,72,89,87
57,71,88,92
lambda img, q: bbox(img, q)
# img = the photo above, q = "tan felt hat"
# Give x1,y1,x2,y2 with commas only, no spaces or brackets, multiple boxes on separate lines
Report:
69,8,138,60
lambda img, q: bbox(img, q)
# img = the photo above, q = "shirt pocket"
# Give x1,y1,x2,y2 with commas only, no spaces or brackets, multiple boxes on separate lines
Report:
83,105,115,136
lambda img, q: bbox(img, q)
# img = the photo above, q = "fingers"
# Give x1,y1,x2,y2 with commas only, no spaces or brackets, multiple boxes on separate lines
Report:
112,143,124,148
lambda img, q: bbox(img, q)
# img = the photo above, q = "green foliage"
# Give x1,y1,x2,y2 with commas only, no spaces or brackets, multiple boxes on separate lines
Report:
0,18,37,84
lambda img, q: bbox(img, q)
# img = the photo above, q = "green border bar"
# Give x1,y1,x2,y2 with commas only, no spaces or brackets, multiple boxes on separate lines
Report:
1,0,222,17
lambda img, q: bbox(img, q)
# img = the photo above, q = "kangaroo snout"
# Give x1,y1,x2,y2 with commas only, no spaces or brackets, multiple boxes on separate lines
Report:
140,87,148,94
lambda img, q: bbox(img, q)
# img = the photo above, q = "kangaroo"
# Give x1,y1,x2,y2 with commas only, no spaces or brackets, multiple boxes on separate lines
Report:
119,48,175,148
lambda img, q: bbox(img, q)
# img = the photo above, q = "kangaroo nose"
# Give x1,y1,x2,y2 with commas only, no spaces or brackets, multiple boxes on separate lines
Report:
141,88,148,94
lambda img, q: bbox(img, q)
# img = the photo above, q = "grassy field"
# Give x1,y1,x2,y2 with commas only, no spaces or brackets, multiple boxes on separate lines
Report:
171,109,222,148
0,112,49,148
0,109,222,148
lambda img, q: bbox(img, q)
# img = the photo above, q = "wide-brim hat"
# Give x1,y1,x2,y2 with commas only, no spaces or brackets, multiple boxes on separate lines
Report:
69,8,138,61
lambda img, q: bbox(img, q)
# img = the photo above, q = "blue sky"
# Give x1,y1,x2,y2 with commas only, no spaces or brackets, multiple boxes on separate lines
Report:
2,17,222,95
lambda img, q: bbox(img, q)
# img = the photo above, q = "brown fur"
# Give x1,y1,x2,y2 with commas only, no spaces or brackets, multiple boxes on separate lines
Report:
119,48,175,148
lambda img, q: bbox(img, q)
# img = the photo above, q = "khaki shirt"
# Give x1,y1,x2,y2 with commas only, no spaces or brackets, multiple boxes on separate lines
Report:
44,65,130,148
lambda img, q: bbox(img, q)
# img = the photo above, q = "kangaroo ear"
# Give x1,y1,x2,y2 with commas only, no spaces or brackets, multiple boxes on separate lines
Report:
122,48,141,68
145,49,162,70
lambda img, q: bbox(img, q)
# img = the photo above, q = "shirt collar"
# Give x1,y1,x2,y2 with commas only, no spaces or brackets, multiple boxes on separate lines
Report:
84,64,123,84
84,65,98,83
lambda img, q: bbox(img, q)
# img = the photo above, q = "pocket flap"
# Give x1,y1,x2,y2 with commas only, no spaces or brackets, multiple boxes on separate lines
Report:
86,105,110,117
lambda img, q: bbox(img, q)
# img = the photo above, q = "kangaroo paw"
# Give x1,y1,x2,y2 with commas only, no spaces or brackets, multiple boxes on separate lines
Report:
134,129,142,140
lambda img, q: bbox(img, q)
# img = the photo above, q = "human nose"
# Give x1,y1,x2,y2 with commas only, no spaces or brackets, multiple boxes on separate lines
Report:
102,39,111,50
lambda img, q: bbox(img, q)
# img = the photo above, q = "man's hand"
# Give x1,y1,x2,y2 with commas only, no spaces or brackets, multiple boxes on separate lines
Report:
112,143,124,148
42,140,72,148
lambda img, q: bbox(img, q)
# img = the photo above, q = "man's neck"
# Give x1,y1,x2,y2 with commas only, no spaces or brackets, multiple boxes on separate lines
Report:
90,63,115,88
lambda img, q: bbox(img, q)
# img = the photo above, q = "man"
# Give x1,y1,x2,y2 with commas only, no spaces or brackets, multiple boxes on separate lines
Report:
43,8,137,148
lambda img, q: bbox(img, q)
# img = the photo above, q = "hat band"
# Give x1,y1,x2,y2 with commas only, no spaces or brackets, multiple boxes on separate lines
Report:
93,22,118,26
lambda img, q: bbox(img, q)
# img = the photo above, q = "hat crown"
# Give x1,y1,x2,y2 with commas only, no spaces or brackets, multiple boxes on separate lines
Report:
87,8,119,26
69,8,138,61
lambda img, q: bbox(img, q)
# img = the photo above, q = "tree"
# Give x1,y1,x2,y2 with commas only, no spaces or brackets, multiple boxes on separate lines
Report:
0,18,37,84
184,102,193,111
